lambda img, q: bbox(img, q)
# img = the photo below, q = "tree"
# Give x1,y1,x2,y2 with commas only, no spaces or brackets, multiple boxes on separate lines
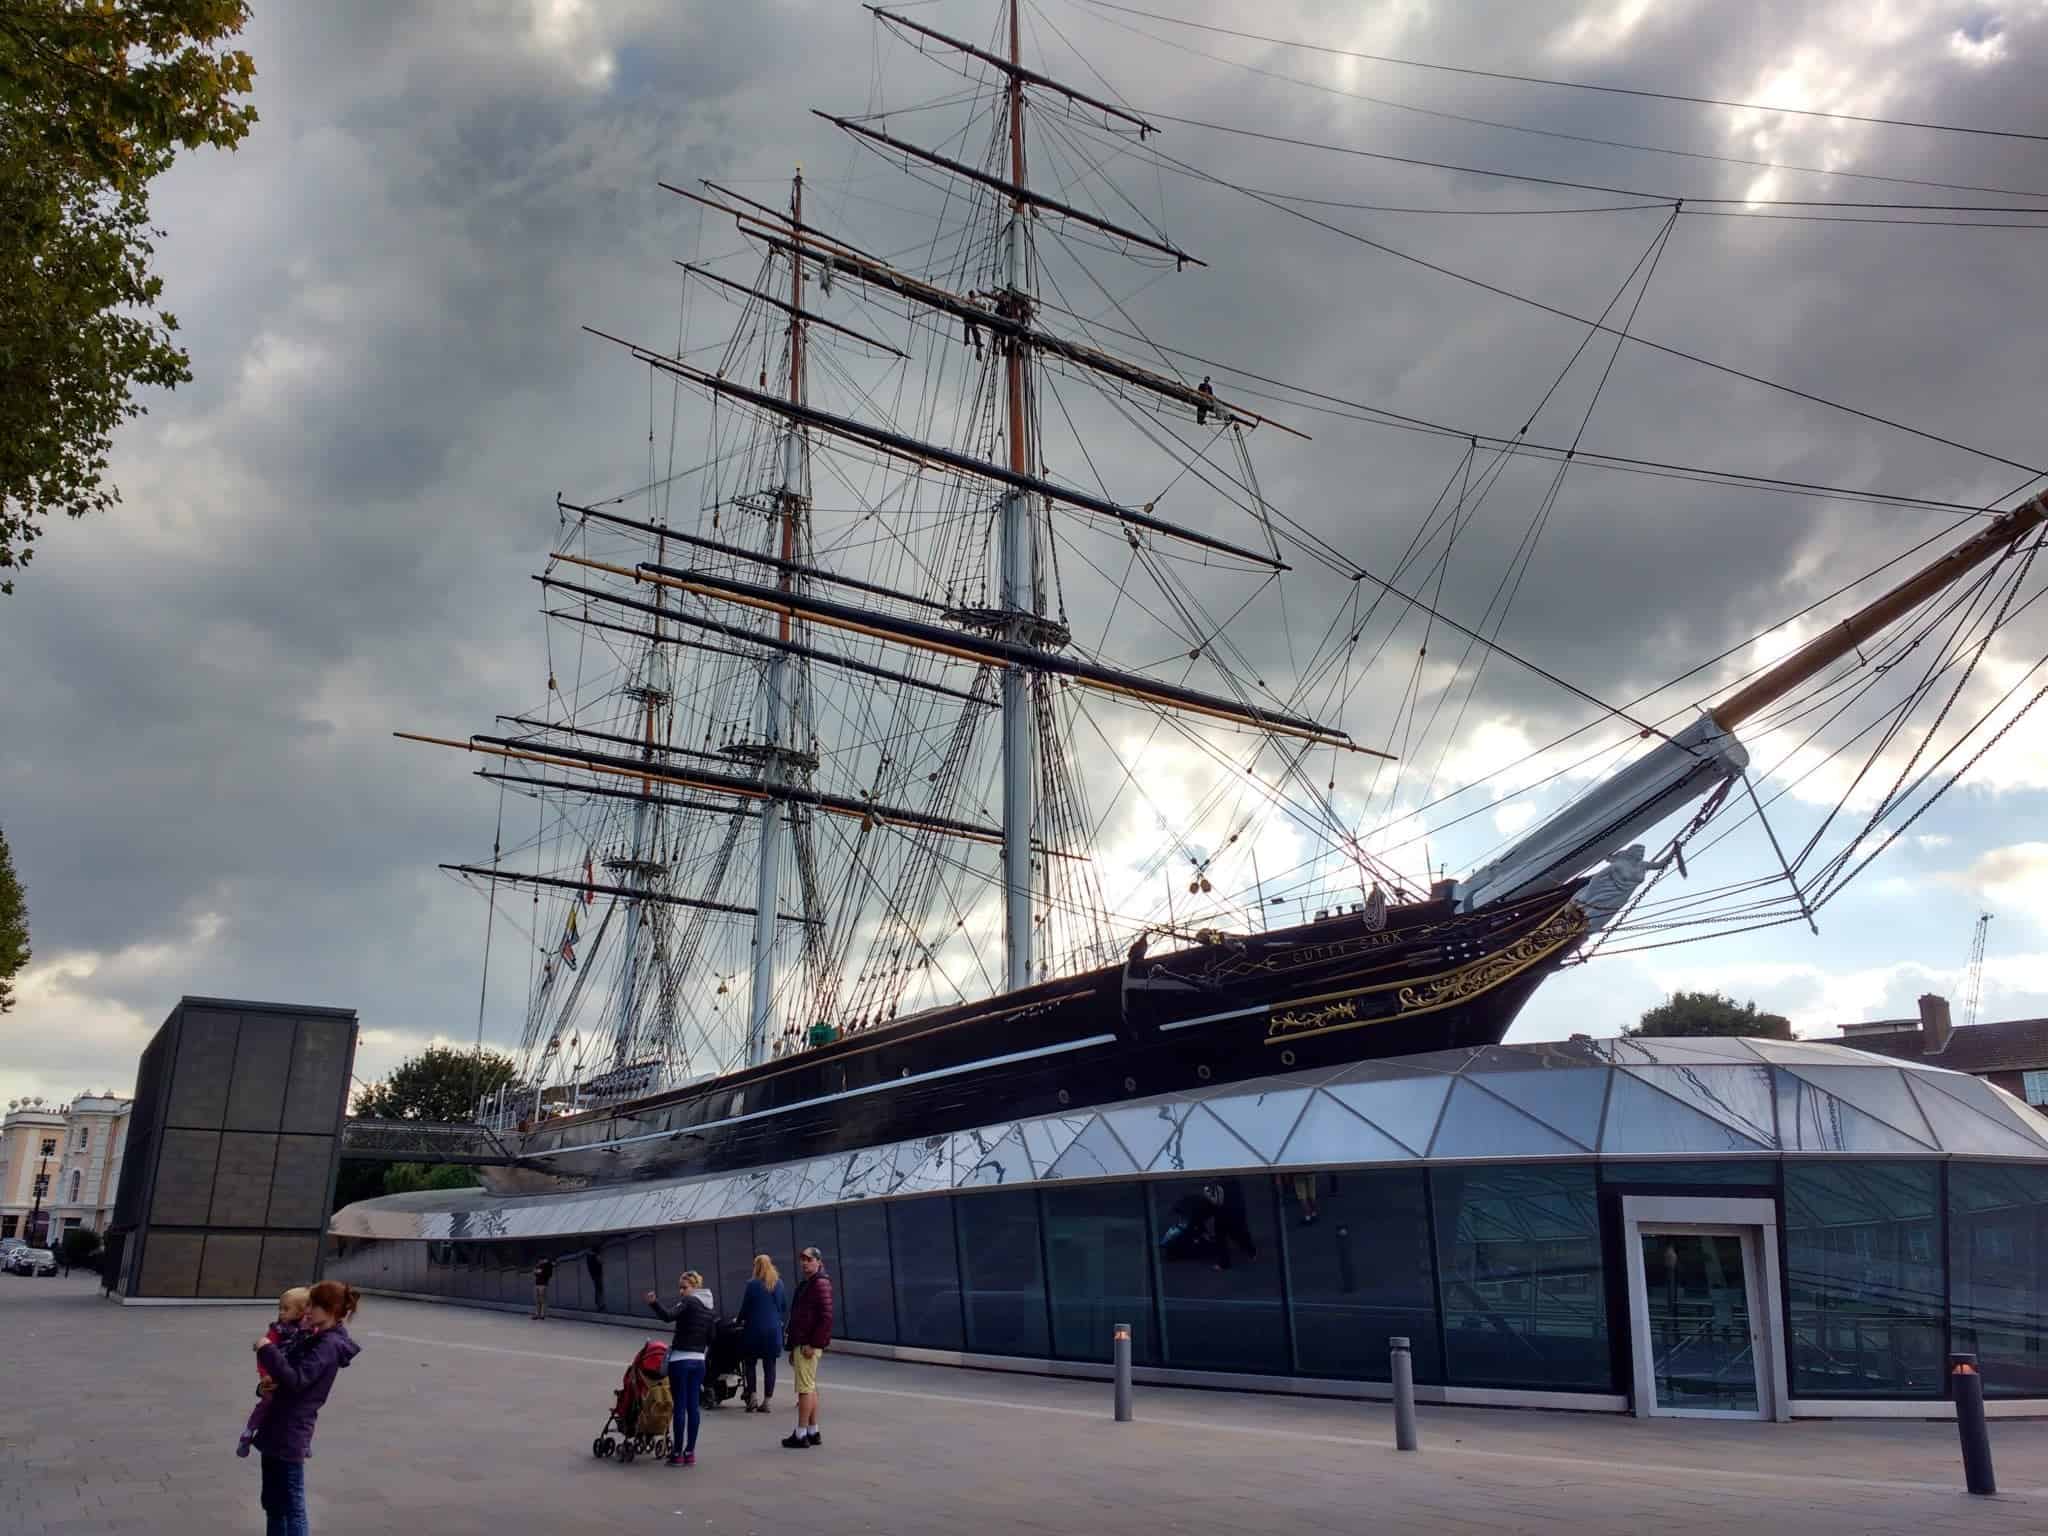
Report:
0,825,26,1013
353,1044,519,1122
58,1225,100,1270
1627,989,1793,1040
381,1161,482,1196
0,1,259,592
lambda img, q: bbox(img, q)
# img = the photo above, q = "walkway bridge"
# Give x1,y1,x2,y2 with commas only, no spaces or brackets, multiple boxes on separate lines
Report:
339,1117,522,1166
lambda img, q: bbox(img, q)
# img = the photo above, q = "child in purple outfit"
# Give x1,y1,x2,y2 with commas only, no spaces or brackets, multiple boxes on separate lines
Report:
238,1286,311,1457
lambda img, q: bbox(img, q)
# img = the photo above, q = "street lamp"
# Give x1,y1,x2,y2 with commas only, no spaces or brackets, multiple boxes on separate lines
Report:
27,1153,50,1247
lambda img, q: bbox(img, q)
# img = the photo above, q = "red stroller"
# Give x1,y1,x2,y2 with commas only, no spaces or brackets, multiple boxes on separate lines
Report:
592,1339,674,1464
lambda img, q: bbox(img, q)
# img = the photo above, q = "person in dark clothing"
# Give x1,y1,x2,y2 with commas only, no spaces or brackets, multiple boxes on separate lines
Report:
735,1253,788,1412
646,1270,715,1466
781,1247,834,1449
252,1279,362,1536
532,1256,554,1320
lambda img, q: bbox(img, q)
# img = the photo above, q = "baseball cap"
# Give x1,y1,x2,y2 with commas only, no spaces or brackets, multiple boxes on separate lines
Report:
800,1246,823,1262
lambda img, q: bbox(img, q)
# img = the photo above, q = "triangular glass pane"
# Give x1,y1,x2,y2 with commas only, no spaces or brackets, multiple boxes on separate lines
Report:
1275,1092,1418,1165
1775,1076,1934,1152
1621,1065,1777,1147
837,1146,895,1200
1148,1103,1262,1172
954,1126,1034,1187
1746,1038,1871,1065
1905,1075,2048,1155
1020,1115,1089,1175
1462,1065,1606,1148
893,1138,952,1194
1323,1073,1454,1155
1635,1036,1781,1063
1916,1072,2048,1146
1601,1070,1771,1154
1428,1078,1586,1158
1783,1066,1935,1146
1099,1103,1186,1170
1323,1056,1462,1086
1203,1088,1313,1162
1046,1116,1139,1180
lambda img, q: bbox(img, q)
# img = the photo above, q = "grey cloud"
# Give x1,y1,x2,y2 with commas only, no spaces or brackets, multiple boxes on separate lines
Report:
5,0,2046,1098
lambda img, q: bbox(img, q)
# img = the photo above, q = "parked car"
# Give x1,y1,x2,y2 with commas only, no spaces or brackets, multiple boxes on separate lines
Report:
0,1236,24,1257
3,1245,53,1276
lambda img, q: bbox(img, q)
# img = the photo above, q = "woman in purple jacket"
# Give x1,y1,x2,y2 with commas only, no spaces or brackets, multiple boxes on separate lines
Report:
252,1279,362,1536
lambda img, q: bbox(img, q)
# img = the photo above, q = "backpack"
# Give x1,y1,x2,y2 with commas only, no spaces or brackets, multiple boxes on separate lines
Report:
637,1376,675,1437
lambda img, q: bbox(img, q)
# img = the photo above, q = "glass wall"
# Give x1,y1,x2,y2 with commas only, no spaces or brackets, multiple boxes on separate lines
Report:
1149,1175,1288,1373
1432,1165,1611,1390
836,1200,895,1344
1949,1162,2048,1398
1282,1169,1440,1383
1783,1161,1943,1398
956,1188,1049,1358
1043,1182,1156,1365
324,1153,2048,1405
888,1196,964,1350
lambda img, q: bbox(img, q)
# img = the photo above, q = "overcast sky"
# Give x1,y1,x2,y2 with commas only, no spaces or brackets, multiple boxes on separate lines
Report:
5,0,2047,1107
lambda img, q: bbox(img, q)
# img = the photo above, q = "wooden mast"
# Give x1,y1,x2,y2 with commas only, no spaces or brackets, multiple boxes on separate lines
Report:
1712,492,2047,732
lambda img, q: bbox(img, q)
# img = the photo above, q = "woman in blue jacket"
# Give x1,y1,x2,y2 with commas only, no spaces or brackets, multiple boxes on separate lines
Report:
735,1253,788,1413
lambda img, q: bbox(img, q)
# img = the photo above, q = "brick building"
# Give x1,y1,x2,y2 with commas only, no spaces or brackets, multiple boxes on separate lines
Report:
1837,994,2048,1107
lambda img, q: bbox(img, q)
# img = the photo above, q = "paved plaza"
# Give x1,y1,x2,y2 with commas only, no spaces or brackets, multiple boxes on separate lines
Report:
2,1277,2044,1534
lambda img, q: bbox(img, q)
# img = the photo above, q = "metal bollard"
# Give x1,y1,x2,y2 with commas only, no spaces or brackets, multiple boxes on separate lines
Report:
1113,1322,1134,1422
1951,1354,1996,1495
1390,1335,1419,1451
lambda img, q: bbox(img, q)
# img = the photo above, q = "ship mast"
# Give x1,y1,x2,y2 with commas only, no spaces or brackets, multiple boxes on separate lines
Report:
748,167,812,1067
998,0,1037,992
1457,492,2048,915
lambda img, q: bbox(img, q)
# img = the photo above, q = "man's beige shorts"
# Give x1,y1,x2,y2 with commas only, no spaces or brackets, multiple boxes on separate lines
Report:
790,1346,821,1395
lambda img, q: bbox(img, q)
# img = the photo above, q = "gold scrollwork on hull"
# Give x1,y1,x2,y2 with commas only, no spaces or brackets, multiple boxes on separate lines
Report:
1264,902,1590,1045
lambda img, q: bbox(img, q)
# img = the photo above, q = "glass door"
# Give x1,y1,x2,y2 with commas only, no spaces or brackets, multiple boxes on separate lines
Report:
1639,1229,1760,1414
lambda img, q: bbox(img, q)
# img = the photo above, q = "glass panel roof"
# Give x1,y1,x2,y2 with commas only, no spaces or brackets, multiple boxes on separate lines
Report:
1428,1079,1585,1159
328,1038,2048,1242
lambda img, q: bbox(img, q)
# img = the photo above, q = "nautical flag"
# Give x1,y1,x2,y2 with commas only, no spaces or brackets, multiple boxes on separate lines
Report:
583,852,595,905
561,936,578,972
566,906,580,940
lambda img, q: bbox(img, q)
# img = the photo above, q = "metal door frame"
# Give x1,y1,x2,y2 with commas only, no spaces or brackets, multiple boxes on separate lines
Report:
1622,1195,1788,1422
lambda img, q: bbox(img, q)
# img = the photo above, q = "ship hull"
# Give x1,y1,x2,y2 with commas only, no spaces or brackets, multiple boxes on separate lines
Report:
480,885,1588,1192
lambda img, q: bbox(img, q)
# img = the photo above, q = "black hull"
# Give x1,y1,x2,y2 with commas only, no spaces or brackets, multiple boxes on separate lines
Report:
479,885,1589,1192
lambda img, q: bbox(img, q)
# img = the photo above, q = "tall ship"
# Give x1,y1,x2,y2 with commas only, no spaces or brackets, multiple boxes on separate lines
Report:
401,3,2048,1191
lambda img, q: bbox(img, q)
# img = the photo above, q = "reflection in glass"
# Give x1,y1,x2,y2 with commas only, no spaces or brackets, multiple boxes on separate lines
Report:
1948,1162,2048,1398
1150,1176,1287,1372
957,1190,1050,1357
713,1218,753,1313
836,1201,896,1344
1640,1231,1757,1412
1043,1183,1156,1365
1600,1161,1775,1187
887,1196,963,1349
1283,1169,1440,1383
1432,1165,1611,1390
1784,1161,1943,1398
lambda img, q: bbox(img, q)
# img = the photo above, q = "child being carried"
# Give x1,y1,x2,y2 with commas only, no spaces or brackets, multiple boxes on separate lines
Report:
237,1286,311,1457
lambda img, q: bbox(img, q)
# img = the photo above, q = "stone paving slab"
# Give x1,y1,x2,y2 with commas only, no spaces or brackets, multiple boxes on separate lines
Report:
2,1277,2044,1534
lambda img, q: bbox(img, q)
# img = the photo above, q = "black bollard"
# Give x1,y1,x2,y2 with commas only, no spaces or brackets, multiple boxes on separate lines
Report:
1951,1354,1996,1495
1390,1336,1419,1451
1113,1322,1133,1422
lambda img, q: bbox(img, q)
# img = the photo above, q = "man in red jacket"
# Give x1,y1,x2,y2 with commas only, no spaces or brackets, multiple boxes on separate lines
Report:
782,1246,834,1449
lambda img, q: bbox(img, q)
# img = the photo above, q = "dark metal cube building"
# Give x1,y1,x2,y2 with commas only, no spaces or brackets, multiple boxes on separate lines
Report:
109,997,357,1301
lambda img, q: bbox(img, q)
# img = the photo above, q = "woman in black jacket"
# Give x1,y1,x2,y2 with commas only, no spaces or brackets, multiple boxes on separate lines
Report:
646,1271,715,1467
